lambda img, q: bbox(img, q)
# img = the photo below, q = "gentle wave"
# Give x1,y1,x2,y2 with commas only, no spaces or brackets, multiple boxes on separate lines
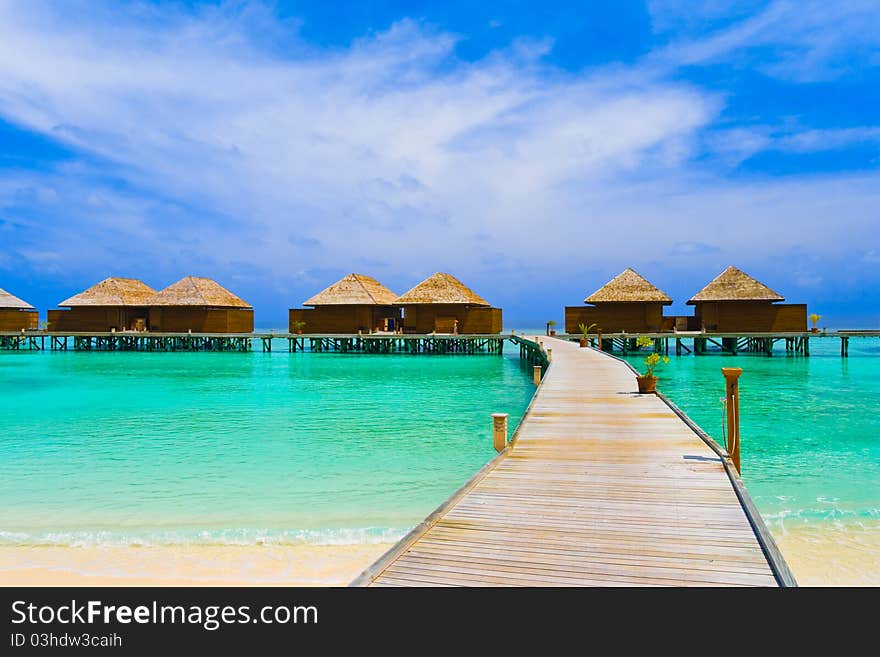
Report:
0,527,408,548
762,506,880,527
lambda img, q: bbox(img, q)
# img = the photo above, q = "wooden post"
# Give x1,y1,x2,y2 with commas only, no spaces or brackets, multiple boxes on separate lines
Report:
597,330,602,352
492,413,509,453
533,365,542,385
546,348,552,362
722,367,743,475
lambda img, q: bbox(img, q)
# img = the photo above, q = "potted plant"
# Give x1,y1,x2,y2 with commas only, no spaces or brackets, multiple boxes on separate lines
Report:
546,320,557,337
635,336,669,394
809,313,821,334
291,320,306,335
578,323,597,348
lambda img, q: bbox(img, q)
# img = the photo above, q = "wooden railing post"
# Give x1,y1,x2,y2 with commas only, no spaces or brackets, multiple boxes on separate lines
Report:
722,367,743,474
533,365,542,385
492,413,509,453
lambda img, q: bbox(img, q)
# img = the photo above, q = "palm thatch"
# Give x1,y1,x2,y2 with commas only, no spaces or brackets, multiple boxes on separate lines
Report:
0,287,35,310
304,273,397,306
688,266,784,304
149,277,251,308
394,272,490,306
59,278,157,307
585,268,672,304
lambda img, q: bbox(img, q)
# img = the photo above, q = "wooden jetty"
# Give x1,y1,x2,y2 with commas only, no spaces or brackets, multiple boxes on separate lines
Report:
2,329,874,358
281,334,504,354
0,331,506,354
566,330,880,358
352,336,795,587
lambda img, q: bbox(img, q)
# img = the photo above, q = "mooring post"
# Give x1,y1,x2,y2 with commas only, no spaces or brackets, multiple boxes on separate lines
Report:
546,348,552,362
492,413,509,452
597,330,603,352
533,365,542,385
722,367,743,475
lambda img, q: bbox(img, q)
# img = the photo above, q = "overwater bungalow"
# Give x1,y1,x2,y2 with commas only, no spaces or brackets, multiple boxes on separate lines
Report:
289,273,401,334
0,287,38,331
147,276,253,333
48,277,157,332
394,272,502,334
565,268,672,334
688,266,807,332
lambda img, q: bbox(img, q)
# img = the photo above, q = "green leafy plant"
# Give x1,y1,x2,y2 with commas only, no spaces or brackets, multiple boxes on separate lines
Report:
809,313,821,328
578,322,598,339
291,320,306,332
636,336,669,378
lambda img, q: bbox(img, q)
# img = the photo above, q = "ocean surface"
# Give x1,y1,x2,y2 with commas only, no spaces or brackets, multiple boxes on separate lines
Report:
2,333,877,584
0,342,534,549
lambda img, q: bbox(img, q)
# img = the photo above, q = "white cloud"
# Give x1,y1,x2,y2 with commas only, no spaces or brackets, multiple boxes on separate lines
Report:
652,0,880,81
704,127,772,165
704,125,880,163
0,2,717,284
776,128,880,152
0,0,877,321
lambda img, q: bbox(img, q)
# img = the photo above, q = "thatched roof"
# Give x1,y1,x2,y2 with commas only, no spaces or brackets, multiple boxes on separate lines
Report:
394,272,490,306
304,273,397,306
585,268,672,305
0,287,35,310
149,277,251,308
688,266,784,304
59,277,157,307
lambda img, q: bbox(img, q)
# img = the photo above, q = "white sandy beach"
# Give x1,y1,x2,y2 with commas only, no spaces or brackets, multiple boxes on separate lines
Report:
0,543,393,587
775,521,880,586
3,524,879,586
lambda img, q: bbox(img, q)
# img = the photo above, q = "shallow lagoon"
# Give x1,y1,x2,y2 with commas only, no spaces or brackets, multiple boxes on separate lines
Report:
0,345,534,547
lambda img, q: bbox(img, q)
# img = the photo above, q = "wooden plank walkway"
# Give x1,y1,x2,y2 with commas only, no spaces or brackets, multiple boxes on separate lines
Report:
352,336,794,587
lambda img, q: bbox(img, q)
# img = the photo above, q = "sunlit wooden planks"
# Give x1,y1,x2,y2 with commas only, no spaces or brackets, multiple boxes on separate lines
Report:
355,337,786,587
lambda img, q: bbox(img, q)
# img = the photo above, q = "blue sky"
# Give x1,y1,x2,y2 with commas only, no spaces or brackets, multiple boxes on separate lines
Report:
0,0,878,327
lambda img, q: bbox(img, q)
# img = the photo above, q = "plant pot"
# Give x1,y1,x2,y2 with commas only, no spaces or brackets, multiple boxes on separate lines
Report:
579,338,589,348
810,327,819,333
636,375,657,394
549,330,556,336
297,330,303,335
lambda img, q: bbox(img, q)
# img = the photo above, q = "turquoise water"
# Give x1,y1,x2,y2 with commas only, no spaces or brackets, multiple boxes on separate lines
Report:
0,344,534,547
621,337,880,531
3,333,877,568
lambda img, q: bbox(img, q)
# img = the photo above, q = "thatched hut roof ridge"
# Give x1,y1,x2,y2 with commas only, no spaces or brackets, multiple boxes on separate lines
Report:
304,273,397,306
584,268,672,304
394,272,490,306
688,266,784,304
0,287,35,310
149,277,251,308
59,277,157,307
